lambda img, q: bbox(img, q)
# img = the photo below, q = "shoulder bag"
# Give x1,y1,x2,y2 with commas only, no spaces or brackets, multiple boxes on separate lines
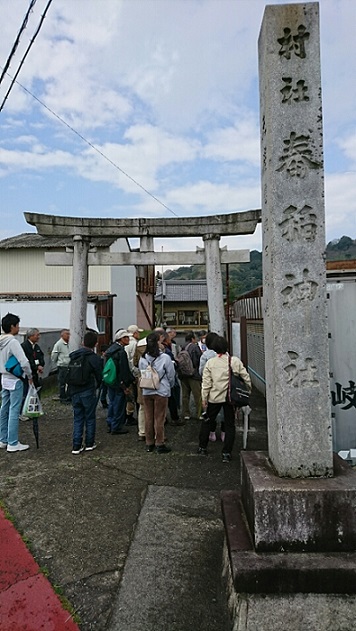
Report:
226,355,249,408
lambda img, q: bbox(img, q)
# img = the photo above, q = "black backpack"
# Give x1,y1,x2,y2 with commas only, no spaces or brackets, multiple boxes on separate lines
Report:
65,354,92,387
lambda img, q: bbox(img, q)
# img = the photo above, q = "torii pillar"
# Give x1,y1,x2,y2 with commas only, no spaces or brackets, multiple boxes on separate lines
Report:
203,234,225,335
70,236,90,351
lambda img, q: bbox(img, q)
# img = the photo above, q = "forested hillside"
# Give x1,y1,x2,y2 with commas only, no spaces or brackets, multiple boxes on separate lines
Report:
325,236,356,260
163,236,355,299
163,250,262,300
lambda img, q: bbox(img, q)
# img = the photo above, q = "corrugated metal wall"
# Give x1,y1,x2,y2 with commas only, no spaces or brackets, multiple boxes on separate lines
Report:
328,277,356,451
246,320,266,396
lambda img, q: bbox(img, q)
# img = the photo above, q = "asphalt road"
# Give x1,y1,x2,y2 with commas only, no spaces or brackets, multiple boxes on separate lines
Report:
0,387,267,630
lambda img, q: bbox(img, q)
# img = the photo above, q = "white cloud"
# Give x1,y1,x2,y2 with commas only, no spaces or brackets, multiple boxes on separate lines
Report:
165,180,261,214
79,125,200,193
0,146,78,170
338,134,356,164
203,116,260,165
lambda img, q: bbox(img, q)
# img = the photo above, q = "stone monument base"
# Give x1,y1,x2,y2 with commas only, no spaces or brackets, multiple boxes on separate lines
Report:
221,540,356,631
241,451,356,552
221,452,356,594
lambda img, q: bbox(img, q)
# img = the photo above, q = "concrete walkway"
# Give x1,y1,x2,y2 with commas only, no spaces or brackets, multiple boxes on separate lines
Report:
0,388,267,630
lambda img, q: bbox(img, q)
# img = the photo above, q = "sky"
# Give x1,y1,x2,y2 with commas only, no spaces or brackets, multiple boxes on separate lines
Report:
0,0,355,260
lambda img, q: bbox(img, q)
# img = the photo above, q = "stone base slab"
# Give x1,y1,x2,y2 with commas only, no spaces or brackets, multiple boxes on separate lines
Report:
221,489,356,594
221,541,356,631
241,451,356,552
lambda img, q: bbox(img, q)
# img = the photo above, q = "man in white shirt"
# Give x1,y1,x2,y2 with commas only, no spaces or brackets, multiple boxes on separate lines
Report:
51,329,71,403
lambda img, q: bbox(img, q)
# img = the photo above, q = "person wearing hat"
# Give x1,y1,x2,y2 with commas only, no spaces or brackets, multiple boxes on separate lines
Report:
124,325,143,425
104,330,135,435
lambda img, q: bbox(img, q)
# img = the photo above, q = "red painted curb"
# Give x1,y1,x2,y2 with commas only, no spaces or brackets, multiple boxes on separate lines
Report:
0,508,80,630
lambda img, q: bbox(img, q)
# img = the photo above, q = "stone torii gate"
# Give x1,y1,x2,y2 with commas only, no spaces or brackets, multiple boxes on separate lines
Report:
25,210,261,350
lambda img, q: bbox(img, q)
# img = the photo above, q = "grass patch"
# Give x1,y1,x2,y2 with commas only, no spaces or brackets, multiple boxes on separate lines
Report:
53,584,81,624
0,499,14,522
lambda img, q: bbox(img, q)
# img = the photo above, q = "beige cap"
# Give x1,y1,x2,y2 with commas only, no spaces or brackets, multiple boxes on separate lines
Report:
115,329,130,340
127,324,143,334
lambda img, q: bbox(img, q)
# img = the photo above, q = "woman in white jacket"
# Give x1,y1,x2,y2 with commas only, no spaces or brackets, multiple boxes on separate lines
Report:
139,331,175,454
198,335,251,463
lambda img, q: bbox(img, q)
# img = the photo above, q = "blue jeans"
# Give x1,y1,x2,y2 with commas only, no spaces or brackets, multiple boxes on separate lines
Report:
72,387,97,449
0,380,24,446
107,387,126,432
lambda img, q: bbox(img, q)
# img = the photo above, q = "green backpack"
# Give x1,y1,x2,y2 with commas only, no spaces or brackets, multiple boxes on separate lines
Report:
102,356,117,387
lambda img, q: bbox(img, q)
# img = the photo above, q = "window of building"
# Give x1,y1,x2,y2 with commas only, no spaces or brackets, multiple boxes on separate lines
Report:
97,317,106,334
199,311,209,326
178,310,199,326
163,311,177,326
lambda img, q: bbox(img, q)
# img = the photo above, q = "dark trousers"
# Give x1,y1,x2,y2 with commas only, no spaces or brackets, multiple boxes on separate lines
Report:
100,382,108,403
199,401,236,454
58,366,71,401
168,393,179,421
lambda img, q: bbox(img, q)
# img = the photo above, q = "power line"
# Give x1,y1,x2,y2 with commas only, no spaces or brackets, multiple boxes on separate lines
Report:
0,0,54,113
0,70,179,218
0,0,38,89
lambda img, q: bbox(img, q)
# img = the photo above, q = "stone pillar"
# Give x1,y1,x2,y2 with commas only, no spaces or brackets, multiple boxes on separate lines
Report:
259,2,333,477
69,235,90,352
203,234,225,336
139,236,155,327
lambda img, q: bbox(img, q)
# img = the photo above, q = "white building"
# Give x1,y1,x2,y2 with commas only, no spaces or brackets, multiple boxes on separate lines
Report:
0,233,137,345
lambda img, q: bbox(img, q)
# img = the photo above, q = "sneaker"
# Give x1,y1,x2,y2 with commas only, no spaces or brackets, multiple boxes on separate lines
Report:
170,418,185,426
222,452,231,463
85,444,97,451
71,446,84,455
7,442,30,452
197,447,208,456
138,435,146,441
111,428,129,435
19,415,30,421
155,445,171,454
0,441,7,449
220,431,225,443
209,431,216,442
146,444,155,452
184,415,190,421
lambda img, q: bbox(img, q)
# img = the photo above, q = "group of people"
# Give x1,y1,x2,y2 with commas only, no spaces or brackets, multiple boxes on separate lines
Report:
0,314,251,463
65,324,251,463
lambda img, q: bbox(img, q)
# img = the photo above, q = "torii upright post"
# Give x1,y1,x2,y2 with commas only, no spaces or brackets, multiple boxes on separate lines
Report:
203,234,225,336
69,235,90,351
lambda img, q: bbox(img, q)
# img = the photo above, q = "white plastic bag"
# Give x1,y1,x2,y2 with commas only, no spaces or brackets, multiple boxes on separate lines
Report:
22,384,44,418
